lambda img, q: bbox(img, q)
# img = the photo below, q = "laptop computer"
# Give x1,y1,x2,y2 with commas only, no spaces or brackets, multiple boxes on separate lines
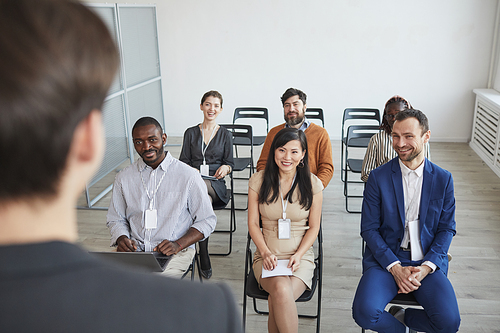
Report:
91,251,172,272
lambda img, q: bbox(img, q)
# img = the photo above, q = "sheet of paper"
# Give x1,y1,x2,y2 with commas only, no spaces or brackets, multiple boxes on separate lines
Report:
262,259,293,278
408,220,424,261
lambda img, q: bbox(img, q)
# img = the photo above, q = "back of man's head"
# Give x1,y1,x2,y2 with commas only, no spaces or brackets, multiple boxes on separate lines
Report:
0,0,119,202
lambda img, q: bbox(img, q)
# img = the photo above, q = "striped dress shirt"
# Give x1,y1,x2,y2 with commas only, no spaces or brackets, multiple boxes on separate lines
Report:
106,152,216,250
361,131,431,182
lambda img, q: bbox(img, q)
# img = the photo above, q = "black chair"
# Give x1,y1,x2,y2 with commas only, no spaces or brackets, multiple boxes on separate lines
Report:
344,125,380,213
220,124,253,210
305,108,325,127
232,108,268,181
209,171,236,256
233,107,269,147
341,108,380,182
242,225,323,333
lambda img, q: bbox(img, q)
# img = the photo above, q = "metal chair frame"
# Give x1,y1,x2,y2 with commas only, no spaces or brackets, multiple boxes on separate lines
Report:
181,251,202,282
209,171,236,256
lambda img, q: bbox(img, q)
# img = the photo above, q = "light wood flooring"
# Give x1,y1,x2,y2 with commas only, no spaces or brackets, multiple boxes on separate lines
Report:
77,139,500,332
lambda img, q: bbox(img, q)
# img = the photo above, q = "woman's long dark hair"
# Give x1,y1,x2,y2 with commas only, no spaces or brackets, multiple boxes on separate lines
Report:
259,128,313,210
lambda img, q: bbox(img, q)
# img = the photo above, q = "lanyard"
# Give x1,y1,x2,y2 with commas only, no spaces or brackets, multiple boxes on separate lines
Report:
140,167,166,210
201,124,218,164
279,173,297,220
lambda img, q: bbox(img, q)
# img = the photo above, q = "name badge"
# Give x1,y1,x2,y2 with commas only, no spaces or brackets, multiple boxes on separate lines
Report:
145,209,157,229
278,218,291,239
200,164,209,176
408,219,424,261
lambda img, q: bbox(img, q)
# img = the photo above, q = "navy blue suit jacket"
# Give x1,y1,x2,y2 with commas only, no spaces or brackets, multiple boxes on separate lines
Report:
361,157,456,274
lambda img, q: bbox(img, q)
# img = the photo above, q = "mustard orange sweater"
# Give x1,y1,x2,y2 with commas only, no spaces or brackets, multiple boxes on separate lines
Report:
256,123,333,188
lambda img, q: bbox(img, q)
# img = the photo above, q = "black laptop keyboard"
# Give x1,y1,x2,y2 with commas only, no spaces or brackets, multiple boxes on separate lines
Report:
157,258,169,269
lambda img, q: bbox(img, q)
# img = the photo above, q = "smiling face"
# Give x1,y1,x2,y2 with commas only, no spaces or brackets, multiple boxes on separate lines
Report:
200,96,222,122
391,117,430,169
283,95,306,128
274,139,306,174
132,124,167,169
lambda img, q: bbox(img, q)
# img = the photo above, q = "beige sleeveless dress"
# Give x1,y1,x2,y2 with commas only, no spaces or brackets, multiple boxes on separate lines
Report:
249,171,323,289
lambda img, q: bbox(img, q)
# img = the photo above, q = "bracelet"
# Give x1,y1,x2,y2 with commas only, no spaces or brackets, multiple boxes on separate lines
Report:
175,241,183,250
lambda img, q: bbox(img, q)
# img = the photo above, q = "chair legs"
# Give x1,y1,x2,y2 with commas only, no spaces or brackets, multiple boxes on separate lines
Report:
344,164,363,213
209,176,236,256
210,197,236,256
341,141,346,182
181,251,202,282
210,219,235,256
233,163,253,211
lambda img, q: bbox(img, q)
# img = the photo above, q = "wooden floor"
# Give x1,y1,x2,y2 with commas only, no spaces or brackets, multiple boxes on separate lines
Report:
77,139,500,332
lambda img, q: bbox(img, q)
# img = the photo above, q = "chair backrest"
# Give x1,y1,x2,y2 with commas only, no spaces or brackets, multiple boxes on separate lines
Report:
305,108,324,127
233,107,269,134
346,125,381,146
220,123,253,146
342,108,380,138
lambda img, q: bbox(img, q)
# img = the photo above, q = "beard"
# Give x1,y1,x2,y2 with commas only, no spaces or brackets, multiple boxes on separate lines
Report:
285,111,305,127
399,147,422,162
141,146,165,166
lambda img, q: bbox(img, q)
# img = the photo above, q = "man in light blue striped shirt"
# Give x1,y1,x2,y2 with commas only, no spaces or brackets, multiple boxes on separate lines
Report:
107,117,216,278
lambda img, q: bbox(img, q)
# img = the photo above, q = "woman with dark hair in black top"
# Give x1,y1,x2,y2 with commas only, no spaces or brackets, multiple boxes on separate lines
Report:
179,90,234,279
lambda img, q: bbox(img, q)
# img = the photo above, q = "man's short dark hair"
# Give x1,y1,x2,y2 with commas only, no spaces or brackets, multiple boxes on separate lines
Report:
395,109,430,134
0,0,119,202
132,117,164,136
280,88,307,106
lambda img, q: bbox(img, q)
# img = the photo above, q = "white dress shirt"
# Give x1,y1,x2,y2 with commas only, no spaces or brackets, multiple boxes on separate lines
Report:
400,159,424,248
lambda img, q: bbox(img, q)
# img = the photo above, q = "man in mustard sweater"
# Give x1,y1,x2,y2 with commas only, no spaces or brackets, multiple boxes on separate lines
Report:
257,88,333,187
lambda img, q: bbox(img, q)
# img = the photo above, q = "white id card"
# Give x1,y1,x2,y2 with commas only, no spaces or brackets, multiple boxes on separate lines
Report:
145,209,157,229
408,219,424,261
200,164,209,176
278,218,291,239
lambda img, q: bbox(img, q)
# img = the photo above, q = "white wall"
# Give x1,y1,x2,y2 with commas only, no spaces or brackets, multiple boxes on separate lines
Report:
87,0,497,141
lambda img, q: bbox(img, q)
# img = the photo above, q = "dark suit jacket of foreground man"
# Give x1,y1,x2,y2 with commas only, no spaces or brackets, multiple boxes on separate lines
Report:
0,0,242,332
0,241,242,332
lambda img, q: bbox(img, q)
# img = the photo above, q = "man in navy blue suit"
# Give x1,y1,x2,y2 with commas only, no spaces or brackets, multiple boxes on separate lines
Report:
352,109,460,333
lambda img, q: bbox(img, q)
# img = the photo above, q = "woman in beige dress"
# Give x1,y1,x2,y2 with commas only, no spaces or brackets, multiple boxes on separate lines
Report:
248,128,323,333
